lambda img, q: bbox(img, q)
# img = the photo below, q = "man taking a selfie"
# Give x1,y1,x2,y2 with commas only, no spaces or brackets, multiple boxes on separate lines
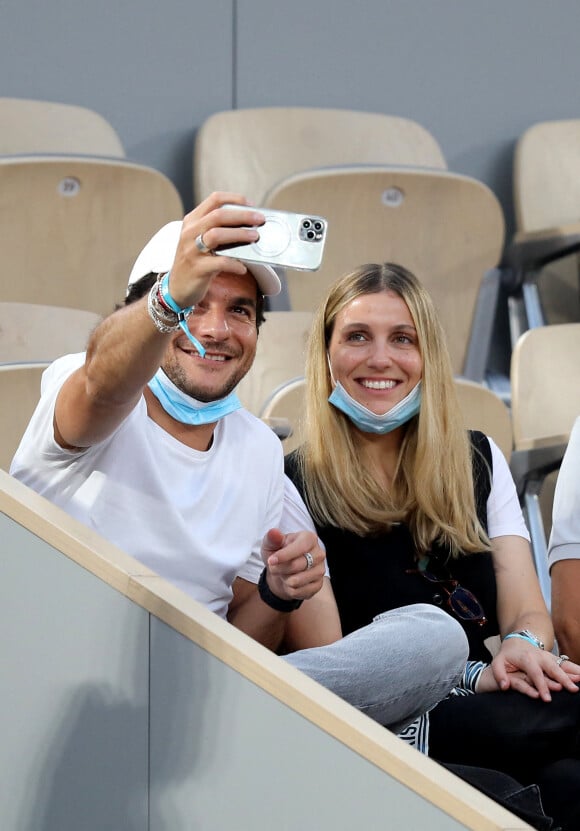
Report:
11,192,468,731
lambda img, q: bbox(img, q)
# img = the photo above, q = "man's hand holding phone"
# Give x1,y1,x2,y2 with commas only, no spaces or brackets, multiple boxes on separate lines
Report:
215,203,327,271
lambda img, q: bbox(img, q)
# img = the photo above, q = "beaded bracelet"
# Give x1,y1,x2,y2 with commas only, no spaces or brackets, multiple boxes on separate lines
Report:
147,281,180,334
156,281,175,314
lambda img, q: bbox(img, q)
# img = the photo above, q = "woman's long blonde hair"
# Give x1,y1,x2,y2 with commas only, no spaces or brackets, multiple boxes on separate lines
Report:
296,263,491,557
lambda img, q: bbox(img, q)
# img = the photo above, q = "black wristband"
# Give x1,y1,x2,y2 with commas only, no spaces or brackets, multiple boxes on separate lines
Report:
258,567,303,612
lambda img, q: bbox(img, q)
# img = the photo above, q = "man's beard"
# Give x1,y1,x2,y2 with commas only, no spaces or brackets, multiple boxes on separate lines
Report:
162,349,252,403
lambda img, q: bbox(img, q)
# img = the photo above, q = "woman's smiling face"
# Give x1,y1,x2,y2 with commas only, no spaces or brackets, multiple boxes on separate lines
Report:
328,289,422,415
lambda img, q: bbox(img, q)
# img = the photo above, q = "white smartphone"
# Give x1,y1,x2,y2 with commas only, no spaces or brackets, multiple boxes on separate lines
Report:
215,204,327,271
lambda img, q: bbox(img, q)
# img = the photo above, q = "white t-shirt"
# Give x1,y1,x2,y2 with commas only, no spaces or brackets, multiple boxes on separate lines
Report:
548,415,580,568
485,438,531,541
10,353,285,619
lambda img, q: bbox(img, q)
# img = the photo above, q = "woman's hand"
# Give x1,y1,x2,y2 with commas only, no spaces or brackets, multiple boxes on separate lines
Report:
490,639,580,701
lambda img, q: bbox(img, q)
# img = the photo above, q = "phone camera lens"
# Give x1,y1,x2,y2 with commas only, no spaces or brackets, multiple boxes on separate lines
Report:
307,230,315,240
302,219,311,229
313,221,323,232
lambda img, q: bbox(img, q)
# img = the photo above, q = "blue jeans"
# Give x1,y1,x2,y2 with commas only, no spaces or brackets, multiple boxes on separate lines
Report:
284,603,468,732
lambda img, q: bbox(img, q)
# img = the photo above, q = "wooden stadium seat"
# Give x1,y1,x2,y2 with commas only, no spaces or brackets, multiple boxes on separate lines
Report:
193,107,446,205
264,166,504,375
503,119,580,344
0,97,124,156
0,155,183,317
511,323,580,451
236,310,313,416
509,322,580,606
0,302,101,363
455,378,513,462
0,362,49,471
514,120,580,234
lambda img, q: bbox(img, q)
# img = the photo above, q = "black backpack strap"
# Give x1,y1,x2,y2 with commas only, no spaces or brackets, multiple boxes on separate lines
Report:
284,448,301,485
284,449,308,503
469,430,493,534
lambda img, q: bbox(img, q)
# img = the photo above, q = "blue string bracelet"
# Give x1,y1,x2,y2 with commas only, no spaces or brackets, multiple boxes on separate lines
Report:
503,630,545,649
159,272,206,358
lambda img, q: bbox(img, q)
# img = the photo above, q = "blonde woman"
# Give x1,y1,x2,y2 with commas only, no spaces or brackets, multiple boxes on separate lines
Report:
283,262,580,830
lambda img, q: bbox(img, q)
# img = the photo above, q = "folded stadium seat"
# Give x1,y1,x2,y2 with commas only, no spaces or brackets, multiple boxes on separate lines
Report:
0,156,183,317
0,302,102,364
193,107,447,206
263,166,504,377
501,119,580,355
0,97,124,156
0,362,49,471
261,375,513,461
454,378,513,462
509,322,580,607
260,376,307,453
235,310,313,416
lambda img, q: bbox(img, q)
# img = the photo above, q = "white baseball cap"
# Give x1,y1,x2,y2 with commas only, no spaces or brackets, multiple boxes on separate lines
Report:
127,220,281,296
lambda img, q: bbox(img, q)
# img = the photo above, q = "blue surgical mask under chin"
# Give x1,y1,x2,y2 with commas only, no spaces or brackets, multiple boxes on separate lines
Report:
328,380,422,435
148,368,241,426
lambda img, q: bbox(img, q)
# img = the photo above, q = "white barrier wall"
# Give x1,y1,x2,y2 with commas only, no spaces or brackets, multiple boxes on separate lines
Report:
0,472,532,830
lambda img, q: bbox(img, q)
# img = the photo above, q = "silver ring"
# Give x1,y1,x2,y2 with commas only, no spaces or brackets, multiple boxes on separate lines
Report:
304,552,314,571
195,233,214,255
557,654,570,666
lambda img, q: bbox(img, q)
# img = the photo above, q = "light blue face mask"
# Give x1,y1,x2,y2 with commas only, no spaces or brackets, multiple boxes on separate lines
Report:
328,379,422,435
148,368,241,426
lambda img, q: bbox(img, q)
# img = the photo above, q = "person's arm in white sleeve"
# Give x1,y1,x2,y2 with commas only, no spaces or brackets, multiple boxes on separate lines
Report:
549,417,580,662
476,438,580,698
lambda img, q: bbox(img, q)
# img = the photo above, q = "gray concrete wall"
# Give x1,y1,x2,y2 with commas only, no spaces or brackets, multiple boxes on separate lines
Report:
1,0,579,235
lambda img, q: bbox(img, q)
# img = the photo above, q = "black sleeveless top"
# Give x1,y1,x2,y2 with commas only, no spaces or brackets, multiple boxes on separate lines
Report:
285,431,499,661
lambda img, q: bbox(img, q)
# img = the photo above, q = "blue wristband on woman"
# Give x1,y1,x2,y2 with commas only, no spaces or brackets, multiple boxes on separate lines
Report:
503,629,545,649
